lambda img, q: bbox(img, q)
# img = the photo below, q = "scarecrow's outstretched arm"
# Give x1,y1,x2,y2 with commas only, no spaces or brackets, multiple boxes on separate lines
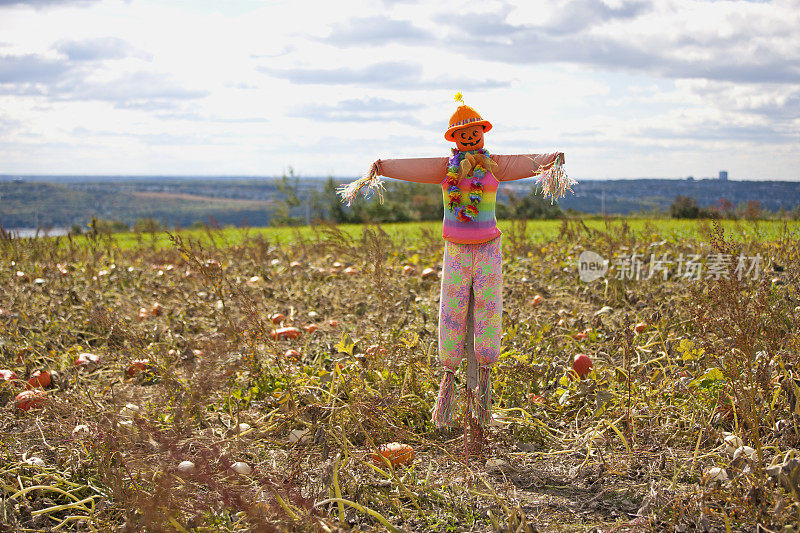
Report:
337,157,447,205
375,157,448,184
492,152,565,182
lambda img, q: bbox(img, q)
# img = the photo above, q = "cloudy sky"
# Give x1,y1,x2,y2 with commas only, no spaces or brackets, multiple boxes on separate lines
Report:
1,0,798,180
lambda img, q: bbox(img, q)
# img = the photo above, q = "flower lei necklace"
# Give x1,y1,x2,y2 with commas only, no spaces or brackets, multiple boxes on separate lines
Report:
445,148,489,222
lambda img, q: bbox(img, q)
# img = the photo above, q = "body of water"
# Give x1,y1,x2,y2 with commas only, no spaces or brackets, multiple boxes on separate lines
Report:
4,227,70,238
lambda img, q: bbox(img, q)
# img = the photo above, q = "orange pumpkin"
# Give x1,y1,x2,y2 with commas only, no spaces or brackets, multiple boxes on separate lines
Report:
365,344,386,357
271,327,301,340
572,353,593,379
74,353,100,368
421,267,437,280
15,389,47,411
371,442,415,467
126,359,151,378
1,369,20,384
27,370,51,389
528,393,544,405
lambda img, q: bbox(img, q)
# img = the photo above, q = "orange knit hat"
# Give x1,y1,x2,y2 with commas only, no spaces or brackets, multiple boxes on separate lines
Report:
444,93,492,141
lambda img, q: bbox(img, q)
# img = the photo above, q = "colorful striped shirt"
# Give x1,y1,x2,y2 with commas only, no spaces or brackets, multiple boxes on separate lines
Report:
440,170,501,244
375,151,565,245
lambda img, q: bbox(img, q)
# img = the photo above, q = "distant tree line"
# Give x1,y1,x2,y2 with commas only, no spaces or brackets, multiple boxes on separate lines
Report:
70,217,169,236
669,195,775,220
67,191,793,236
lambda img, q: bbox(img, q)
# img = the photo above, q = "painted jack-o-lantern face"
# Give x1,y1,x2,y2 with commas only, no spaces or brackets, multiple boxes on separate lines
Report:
453,125,485,151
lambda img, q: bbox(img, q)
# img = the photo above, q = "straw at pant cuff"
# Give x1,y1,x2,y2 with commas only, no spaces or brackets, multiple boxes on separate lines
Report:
473,366,492,427
432,371,457,428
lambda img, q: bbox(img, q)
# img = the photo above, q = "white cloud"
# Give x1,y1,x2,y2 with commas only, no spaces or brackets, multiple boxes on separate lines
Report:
0,0,99,7
54,37,134,61
0,0,797,179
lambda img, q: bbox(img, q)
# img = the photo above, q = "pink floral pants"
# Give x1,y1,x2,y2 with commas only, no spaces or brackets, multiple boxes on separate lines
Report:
432,235,502,428
438,235,503,370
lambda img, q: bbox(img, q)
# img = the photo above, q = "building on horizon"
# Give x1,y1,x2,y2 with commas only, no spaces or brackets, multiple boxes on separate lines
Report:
719,170,728,181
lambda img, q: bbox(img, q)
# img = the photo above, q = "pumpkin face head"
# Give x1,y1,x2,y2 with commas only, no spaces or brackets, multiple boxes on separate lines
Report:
452,125,485,152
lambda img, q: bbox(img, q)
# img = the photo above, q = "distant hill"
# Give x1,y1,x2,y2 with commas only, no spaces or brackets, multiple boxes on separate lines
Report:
1,175,798,230
504,177,800,215
0,179,280,229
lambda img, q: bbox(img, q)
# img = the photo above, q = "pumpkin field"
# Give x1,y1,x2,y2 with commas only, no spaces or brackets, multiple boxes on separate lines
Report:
2,217,800,532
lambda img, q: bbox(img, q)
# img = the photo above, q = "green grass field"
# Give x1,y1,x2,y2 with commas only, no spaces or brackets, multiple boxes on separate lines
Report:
77,216,800,250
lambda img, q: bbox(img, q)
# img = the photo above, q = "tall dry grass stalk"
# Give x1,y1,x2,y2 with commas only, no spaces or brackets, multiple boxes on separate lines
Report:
689,218,800,515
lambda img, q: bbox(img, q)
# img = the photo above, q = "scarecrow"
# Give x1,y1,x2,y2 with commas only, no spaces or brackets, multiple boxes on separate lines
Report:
339,93,574,430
